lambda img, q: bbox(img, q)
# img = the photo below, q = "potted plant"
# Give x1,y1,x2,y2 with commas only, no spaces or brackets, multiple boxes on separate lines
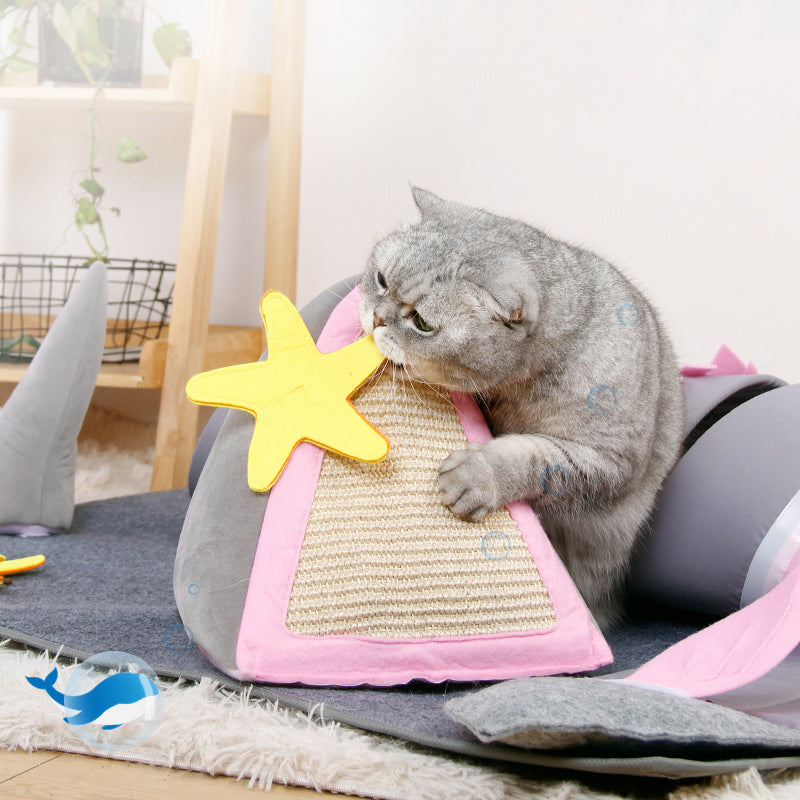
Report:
38,0,145,86
0,0,192,259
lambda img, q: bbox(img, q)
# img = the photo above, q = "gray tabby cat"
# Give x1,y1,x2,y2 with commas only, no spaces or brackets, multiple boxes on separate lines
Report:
358,187,684,629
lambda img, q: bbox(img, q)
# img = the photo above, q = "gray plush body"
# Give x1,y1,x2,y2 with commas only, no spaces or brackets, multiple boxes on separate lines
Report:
358,188,684,629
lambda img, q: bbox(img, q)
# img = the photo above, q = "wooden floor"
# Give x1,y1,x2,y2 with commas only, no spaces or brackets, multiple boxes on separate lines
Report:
0,749,338,799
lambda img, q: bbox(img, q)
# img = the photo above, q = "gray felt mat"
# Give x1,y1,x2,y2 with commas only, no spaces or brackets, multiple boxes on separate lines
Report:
2,490,799,779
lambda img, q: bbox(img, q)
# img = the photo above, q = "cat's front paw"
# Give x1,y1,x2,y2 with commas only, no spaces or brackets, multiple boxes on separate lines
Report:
438,444,502,522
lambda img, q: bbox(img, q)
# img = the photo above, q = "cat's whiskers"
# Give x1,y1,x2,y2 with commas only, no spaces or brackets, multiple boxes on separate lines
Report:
396,366,454,419
475,389,490,409
398,366,413,429
408,372,451,403
390,357,399,408
362,355,389,391
382,362,410,427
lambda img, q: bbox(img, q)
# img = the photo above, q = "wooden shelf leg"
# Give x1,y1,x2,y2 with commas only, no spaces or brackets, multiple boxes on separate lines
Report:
150,0,244,491
264,0,306,302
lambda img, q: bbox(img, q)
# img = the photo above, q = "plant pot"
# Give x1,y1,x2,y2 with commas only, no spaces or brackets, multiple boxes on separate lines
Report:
37,0,144,87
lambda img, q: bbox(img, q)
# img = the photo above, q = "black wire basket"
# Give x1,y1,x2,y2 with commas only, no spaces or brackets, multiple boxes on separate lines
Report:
0,255,175,363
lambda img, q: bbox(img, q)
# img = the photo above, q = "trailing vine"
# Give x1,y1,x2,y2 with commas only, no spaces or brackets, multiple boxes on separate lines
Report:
0,0,191,260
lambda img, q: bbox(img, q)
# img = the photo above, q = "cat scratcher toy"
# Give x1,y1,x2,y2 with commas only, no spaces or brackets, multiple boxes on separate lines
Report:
178,287,611,686
5,258,800,771
176,279,800,732
4,263,800,771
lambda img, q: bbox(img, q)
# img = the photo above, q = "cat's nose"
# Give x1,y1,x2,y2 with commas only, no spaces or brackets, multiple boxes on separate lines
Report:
373,312,384,329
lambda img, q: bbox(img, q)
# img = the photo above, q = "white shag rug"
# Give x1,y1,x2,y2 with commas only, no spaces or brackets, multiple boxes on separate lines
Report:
75,405,157,502
4,643,800,800
2,406,798,799
0,643,552,800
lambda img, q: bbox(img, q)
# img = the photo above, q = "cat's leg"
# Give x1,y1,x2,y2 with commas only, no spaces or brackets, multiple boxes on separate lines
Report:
538,499,648,629
439,432,633,522
438,432,656,628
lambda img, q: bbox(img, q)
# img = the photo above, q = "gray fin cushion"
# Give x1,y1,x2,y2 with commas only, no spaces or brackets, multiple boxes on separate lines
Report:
0,261,107,533
444,677,800,758
175,275,361,675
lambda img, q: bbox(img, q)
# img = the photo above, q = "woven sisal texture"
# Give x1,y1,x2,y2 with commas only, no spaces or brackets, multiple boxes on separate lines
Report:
285,368,556,639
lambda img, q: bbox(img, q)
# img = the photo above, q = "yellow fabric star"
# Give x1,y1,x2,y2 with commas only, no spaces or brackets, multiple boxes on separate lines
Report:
186,291,389,492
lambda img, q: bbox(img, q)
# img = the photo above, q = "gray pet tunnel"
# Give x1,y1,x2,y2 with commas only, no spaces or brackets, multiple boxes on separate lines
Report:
629,372,794,617
188,279,797,622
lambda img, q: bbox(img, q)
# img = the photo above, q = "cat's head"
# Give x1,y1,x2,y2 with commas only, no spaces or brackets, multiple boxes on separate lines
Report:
359,188,539,393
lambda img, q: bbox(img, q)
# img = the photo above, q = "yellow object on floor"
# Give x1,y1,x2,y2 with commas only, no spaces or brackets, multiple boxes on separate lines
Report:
0,554,46,576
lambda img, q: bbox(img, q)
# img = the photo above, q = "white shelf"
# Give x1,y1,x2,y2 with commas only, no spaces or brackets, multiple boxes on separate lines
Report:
0,57,270,116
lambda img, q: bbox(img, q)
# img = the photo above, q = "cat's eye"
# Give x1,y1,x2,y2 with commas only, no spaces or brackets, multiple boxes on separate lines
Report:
412,311,433,333
375,271,388,292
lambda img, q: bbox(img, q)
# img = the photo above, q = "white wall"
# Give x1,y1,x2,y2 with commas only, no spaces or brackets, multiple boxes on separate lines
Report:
2,1,799,382
298,0,800,381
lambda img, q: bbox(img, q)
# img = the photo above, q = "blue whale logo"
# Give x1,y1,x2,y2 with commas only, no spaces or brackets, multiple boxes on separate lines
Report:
26,666,160,730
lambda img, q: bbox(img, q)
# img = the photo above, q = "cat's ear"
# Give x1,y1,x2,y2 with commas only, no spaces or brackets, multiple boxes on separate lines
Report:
472,280,528,328
488,281,530,327
410,186,448,219
492,304,525,329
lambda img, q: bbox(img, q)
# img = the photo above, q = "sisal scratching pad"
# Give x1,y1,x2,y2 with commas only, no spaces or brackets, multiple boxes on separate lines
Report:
286,374,556,639
233,287,611,686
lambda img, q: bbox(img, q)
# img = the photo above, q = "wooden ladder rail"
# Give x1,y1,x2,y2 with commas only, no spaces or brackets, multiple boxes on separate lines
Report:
150,0,306,491
150,0,243,490
264,0,305,301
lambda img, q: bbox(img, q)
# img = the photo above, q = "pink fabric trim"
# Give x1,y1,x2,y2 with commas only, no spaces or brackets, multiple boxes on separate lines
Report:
235,287,611,686
680,344,757,378
626,561,800,697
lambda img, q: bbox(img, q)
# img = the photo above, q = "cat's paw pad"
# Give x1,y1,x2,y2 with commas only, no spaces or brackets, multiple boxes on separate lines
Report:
438,446,502,522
